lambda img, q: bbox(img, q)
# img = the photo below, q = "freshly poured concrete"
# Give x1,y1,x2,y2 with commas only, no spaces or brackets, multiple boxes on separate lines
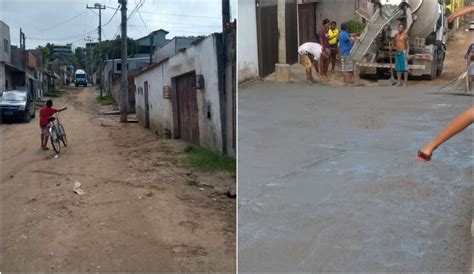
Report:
238,82,472,272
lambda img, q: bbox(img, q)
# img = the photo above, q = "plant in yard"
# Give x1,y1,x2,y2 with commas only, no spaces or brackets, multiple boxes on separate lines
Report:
96,95,115,105
184,145,236,172
186,179,200,187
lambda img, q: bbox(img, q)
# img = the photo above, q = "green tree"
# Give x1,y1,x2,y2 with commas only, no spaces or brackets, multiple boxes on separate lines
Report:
73,47,87,69
92,36,138,67
36,45,50,64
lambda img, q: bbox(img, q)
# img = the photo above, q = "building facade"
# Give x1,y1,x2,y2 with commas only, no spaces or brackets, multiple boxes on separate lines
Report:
0,20,11,93
238,0,362,82
134,33,235,156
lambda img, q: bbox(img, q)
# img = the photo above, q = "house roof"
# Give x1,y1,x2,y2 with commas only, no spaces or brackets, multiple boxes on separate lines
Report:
133,33,220,78
133,57,170,78
137,29,169,41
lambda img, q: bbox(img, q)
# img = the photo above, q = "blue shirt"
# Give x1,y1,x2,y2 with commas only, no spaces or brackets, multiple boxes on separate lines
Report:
338,31,352,56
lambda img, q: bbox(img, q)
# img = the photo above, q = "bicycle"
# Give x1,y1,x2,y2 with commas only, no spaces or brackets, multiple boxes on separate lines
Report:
47,112,67,153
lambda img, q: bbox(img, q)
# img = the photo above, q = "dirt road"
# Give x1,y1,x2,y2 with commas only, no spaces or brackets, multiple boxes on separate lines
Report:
0,86,235,272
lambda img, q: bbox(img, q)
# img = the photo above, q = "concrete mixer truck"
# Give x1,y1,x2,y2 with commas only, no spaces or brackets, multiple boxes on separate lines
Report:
348,0,446,80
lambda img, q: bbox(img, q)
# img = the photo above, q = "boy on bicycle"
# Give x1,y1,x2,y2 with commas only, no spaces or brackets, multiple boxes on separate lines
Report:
39,99,67,150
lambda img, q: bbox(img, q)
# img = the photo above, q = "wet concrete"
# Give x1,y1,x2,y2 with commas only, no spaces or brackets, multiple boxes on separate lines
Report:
238,82,472,272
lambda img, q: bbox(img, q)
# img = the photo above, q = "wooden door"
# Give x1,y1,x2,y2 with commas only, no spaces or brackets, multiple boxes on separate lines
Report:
176,72,199,145
298,3,317,44
256,2,278,77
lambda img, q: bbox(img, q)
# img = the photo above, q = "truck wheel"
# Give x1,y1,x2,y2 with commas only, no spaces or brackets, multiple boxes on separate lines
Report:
435,41,445,77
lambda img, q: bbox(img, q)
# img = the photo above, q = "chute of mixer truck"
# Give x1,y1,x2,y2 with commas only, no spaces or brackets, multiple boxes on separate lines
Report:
347,0,446,80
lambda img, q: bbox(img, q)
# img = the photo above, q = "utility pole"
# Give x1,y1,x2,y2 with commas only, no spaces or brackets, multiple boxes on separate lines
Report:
87,3,106,96
149,34,154,64
20,28,26,70
84,36,94,84
119,0,128,123
222,0,230,32
275,0,289,82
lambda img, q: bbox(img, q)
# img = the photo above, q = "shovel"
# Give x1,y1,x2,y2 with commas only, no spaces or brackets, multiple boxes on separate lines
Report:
378,42,397,86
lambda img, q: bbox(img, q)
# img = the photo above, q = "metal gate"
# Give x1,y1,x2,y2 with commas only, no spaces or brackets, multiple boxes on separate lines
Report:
298,3,317,44
256,1,298,78
176,72,200,145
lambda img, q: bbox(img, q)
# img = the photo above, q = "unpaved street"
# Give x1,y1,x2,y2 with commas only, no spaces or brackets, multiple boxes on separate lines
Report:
238,83,472,271
0,86,235,272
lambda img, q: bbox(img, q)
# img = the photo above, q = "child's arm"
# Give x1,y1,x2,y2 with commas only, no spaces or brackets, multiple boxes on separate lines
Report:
58,107,68,112
418,105,474,159
447,6,474,22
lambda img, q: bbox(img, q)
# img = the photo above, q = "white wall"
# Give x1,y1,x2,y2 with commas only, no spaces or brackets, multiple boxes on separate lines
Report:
135,34,225,153
315,0,359,32
238,0,259,83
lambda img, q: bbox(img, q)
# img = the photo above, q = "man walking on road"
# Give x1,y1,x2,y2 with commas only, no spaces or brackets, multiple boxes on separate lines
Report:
298,42,323,85
393,23,409,87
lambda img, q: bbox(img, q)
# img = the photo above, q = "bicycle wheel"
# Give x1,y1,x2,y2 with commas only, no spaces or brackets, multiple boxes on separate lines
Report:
50,126,61,153
58,123,67,147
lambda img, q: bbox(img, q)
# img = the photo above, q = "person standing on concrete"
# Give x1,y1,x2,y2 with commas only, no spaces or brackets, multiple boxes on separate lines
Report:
392,23,409,87
297,42,323,85
338,23,357,85
417,105,474,162
318,19,332,81
328,21,339,72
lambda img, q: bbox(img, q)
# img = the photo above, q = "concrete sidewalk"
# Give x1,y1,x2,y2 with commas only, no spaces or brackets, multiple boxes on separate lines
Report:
238,82,472,272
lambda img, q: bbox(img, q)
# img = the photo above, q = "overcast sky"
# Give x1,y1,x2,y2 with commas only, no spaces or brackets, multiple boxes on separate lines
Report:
0,0,237,49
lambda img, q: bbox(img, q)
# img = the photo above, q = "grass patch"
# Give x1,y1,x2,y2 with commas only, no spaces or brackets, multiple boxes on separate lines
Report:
184,145,236,172
96,95,114,105
186,179,200,187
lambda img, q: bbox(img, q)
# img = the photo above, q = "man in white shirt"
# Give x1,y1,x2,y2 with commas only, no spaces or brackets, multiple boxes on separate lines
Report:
298,42,323,85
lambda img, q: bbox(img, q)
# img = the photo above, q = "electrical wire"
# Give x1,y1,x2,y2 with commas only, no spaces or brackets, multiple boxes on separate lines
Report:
105,4,219,19
137,2,150,34
27,28,97,41
128,17,219,28
39,11,88,32
103,4,121,27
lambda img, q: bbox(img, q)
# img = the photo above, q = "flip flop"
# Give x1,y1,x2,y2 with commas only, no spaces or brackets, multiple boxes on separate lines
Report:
42,147,50,151
416,150,431,162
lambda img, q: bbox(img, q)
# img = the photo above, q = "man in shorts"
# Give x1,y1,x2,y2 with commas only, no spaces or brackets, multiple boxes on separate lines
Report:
298,42,323,85
393,23,409,87
39,99,67,150
338,23,357,85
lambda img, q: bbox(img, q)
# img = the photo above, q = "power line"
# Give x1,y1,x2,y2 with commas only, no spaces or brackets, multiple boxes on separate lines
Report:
27,29,97,41
105,4,219,19
103,4,121,27
127,0,144,20
137,1,150,34
128,17,220,28
138,10,220,19
39,11,87,32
